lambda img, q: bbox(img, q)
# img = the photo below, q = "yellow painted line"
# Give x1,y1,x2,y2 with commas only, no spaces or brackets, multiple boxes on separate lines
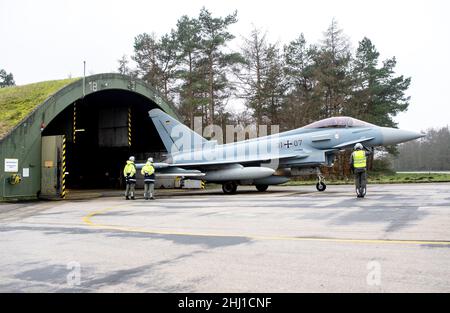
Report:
82,207,112,226
82,208,450,246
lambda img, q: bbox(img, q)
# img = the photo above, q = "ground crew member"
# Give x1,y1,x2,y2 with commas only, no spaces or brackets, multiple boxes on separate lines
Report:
350,143,368,198
123,156,137,200
141,157,156,200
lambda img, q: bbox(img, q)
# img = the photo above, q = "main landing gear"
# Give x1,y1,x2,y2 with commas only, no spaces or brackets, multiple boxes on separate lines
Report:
222,182,269,194
315,168,326,192
222,182,238,194
255,184,269,192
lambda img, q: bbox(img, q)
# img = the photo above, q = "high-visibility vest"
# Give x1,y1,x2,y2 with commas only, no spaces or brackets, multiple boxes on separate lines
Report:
352,150,367,169
123,161,136,177
141,162,155,175
141,162,155,183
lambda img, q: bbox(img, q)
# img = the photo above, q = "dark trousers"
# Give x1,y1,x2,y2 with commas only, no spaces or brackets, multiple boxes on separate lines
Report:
354,169,367,190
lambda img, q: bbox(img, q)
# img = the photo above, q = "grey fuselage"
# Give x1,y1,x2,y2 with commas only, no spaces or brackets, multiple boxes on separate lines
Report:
148,109,423,184
168,126,387,169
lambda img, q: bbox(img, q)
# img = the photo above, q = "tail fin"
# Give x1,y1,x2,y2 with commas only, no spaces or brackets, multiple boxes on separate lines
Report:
149,109,207,154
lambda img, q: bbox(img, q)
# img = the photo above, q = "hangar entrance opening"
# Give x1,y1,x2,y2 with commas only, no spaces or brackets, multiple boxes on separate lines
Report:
41,89,167,194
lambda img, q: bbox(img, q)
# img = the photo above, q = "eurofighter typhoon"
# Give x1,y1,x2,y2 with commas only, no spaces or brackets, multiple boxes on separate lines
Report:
145,109,423,194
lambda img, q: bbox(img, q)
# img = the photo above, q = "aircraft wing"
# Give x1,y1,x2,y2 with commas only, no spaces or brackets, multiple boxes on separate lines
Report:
134,162,205,178
155,167,205,178
135,162,170,170
135,155,308,179
167,152,310,169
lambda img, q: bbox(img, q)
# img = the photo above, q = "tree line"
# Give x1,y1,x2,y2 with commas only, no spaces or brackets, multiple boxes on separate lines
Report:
393,127,450,171
118,7,411,137
116,8,414,176
0,68,15,88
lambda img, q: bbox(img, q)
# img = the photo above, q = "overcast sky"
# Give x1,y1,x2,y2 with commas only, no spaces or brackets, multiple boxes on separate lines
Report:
1,0,449,131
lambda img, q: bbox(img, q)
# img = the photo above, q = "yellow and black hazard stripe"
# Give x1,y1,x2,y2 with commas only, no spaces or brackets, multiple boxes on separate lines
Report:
128,106,132,147
73,102,77,144
61,135,67,199
201,180,206,189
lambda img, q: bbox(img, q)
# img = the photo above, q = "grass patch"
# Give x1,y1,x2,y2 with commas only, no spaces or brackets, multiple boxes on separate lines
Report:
0,78,79,139
283,172,450,186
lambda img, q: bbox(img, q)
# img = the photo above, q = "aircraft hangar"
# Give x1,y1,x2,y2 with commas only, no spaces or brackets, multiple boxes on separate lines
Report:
0,73,181,201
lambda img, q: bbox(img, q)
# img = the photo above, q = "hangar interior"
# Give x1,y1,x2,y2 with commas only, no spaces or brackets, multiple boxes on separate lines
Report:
42,89,166,190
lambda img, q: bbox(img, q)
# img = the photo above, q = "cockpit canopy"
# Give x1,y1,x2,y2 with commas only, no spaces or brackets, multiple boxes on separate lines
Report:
303,116,375,129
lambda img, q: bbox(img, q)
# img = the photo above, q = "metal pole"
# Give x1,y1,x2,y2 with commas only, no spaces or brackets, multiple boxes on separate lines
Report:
82,61,86,97
128,106,132,147
61,135,67,199
73,102,77,144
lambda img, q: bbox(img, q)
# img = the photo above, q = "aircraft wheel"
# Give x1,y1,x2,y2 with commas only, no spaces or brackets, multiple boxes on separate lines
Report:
255,184,269,192
316,182,326,192
222,182,237,194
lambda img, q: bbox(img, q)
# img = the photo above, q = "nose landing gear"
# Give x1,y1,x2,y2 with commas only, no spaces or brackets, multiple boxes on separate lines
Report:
316,181,326,192
316,168,326,192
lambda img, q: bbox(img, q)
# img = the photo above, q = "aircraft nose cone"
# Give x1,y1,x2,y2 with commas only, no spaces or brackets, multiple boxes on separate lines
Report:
380,127,424,145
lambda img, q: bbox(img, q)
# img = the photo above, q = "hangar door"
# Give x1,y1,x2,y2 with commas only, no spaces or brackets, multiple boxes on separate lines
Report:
40,89,168,191
41,135,65,198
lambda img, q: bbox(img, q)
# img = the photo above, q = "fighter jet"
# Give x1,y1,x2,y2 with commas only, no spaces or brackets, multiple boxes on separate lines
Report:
146,109,423,194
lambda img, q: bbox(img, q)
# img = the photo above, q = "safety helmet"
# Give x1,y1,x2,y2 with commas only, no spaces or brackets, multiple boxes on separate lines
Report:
354,143,363,150
129,156,135,162
147,157,153,163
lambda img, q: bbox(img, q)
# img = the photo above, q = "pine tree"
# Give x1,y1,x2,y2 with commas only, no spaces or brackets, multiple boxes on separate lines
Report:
0,69,15,88
239,29,286,129
197,7,244,124
175,15,206,128
132,32,179,100
282,34,319,129
314,18,352,118
133,33,160,89
348,37,411,128
117,55,130,75
262,44,286,125
158,32,179,101
239,29,270,128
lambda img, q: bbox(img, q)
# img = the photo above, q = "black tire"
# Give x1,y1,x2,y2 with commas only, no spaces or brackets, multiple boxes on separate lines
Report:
316,182,326,192
255,184,269,192
222,182,237,194
357,187,366,198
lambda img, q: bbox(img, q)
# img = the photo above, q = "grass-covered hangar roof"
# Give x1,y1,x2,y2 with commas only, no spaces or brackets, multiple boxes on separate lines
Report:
0,78,79,140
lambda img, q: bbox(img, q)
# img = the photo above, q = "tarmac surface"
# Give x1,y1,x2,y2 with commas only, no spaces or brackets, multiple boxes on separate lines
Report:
0,183,449,292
